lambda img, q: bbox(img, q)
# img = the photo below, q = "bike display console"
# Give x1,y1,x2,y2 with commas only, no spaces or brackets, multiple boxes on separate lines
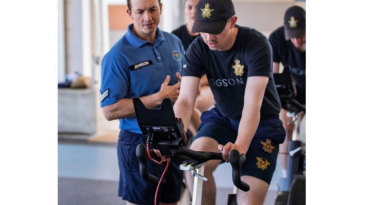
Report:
133,98,187,156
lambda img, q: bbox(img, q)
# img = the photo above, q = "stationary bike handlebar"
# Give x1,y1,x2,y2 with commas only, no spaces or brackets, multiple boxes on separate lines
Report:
136,144,250,192
287,98,306,113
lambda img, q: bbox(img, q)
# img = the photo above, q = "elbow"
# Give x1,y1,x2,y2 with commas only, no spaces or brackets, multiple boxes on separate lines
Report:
105,115,114,121
102,107,115,121
103,112,114,121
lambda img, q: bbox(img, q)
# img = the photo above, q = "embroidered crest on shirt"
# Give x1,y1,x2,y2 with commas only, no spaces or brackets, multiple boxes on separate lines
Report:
172,50,180,61
288,16,298,28
201,3,214,18
256,157,270,170
100,89,109,102
261,139,275,154
232,59,244,76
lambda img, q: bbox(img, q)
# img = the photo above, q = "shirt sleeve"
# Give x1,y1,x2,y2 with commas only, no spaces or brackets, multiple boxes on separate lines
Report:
182,38,204,78
100,51,130,107
246,36,273,77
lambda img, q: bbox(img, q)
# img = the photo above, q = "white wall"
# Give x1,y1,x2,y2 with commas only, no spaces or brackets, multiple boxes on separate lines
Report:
160,0,184,33
234,1,305,38
65,0,92,77
106,0,185,48
59,0,66,82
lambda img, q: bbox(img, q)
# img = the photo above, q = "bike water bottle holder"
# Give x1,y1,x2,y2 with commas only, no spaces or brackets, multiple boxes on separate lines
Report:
133,98,187,157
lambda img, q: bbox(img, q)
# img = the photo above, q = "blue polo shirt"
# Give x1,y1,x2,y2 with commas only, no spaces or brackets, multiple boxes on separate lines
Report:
100,24,186,133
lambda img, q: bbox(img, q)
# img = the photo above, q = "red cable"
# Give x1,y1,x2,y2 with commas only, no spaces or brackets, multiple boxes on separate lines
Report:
146,143,165,164
154,158,170,205
182,130,188,144
177,118,188,143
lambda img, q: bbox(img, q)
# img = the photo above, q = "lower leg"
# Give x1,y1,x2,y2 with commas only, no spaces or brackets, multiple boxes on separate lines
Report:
186,137,221,205
185,163,218,205
279,136,290,174
201,170,217,205
279,109,294,176
236,176,269,205
188,109,201,136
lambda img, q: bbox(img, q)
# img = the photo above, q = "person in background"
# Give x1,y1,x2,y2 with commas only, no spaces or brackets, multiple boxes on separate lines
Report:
268,5,306,178
172,0,214,138
100,0,185,204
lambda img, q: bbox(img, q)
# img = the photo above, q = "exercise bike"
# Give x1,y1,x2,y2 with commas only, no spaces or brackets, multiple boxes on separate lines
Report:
273,67,306,205
132,98,249,205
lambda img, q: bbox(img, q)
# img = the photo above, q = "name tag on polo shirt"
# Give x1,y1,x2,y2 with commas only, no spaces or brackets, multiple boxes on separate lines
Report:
129,60,153,71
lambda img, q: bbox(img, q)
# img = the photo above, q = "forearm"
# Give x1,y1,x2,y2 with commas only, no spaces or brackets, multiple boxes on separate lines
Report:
195,86,214,112
234,76,267,153
235,106,260,153
273,62,280,73
103,92,163,121
173,76,200,132
174,97,195,132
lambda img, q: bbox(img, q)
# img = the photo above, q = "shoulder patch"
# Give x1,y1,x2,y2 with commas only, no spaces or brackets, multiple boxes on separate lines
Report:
100,89,109,102
172,50,180,61
129,60,153,71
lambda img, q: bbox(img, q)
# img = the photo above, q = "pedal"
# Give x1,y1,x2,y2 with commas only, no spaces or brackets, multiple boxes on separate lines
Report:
193,172,208,182
180,164,208,181
289,147,302,157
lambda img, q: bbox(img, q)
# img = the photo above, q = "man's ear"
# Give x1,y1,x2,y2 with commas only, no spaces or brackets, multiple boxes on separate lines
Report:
127,9,132,18
230,16,238,28
159,3,163,15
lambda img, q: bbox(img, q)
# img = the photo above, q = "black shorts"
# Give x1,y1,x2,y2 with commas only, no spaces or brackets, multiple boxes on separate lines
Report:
117,130,183,205
195,108,286,184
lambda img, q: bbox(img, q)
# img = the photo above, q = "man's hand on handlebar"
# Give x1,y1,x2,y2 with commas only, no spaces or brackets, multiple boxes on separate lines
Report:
218,142,246,162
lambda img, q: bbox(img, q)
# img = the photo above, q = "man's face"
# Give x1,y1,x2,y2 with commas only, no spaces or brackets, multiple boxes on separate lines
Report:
128,0,161,39
184,0,199,21
291,36,306,52
200,18,235,51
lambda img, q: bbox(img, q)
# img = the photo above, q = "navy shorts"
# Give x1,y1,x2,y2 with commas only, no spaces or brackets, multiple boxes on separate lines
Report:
195,108,286,184
117,130,183,205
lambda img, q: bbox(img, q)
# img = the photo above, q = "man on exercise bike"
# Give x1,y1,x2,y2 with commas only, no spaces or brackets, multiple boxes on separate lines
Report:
173,0,286,204
269,5,306,179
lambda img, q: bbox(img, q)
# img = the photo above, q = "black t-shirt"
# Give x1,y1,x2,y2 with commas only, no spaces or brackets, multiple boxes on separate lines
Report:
269,26,306,104
172,25,199,51
183,25,281,120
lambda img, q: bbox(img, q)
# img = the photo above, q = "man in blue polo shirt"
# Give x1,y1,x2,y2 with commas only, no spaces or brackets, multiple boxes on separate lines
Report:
100,0,185,204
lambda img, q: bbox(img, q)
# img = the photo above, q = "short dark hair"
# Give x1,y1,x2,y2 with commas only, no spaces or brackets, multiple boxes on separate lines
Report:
127,0,161,11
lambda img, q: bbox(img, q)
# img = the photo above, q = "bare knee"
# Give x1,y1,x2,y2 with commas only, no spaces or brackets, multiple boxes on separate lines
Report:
190,137,219,152
280,109,293,140
189,137,221,173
